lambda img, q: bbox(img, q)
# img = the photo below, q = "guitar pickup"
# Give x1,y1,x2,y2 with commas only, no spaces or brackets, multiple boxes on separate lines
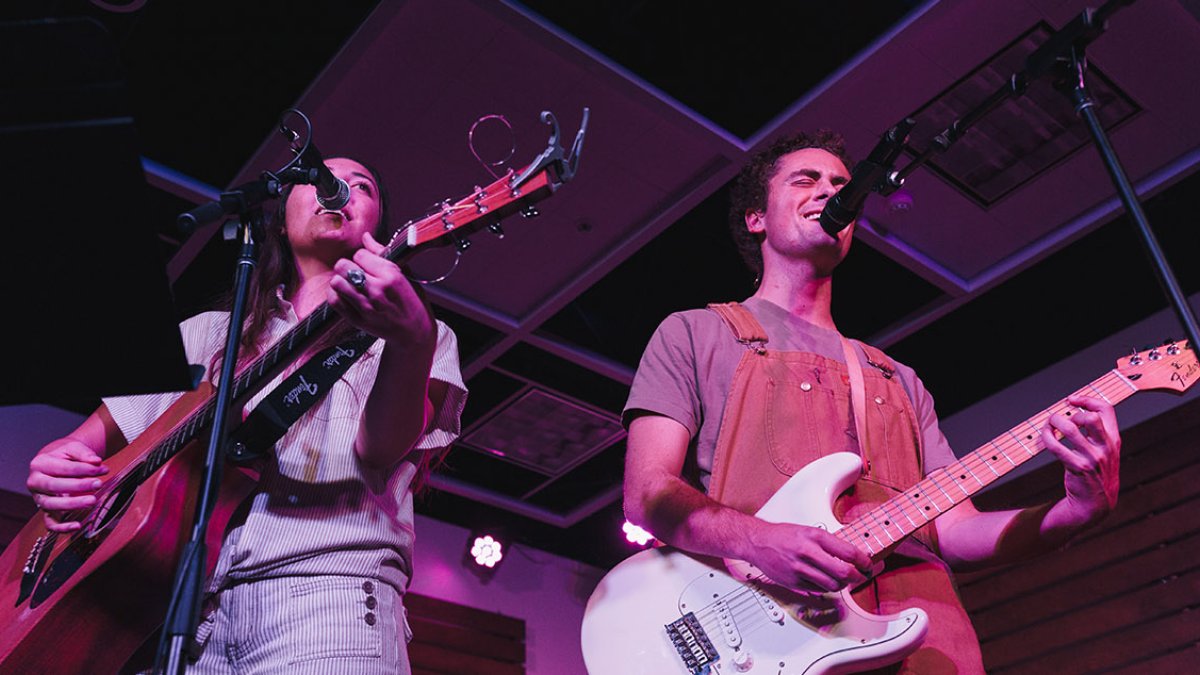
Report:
665,612,719,674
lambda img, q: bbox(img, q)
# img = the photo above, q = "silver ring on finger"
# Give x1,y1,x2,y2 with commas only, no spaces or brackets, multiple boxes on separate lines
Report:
346,268,367,292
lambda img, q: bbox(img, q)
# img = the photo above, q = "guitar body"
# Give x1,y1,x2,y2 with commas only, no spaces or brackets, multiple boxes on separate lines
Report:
0,384,258,675
581,453,927,674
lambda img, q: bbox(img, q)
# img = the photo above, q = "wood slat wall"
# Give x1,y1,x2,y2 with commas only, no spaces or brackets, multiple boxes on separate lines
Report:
406,592,526,675
0,491,525,674
957,396,1200,673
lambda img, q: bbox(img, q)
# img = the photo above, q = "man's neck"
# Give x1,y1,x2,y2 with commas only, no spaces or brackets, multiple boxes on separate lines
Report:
752,266,837,330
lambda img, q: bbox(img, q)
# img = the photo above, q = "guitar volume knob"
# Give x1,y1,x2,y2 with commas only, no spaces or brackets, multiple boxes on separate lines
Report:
733,649,753,672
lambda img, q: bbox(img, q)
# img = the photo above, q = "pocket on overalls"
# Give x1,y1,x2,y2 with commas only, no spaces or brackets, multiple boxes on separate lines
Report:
764,376,850,475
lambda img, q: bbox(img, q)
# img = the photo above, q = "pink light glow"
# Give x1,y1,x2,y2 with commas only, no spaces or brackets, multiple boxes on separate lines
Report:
471,534,504,567
622,521,653,546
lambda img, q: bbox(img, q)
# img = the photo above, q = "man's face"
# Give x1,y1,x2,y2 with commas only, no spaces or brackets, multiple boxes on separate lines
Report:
284,157,382,262
745,147,853,274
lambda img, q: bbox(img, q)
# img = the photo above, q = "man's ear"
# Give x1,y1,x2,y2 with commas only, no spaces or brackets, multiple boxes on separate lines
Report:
745,209,765,234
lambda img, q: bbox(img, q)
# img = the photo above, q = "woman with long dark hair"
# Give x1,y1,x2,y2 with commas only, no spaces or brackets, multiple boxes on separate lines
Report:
27,157,466,673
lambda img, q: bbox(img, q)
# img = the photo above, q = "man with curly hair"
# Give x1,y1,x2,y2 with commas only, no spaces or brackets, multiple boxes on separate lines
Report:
621,131,1122,673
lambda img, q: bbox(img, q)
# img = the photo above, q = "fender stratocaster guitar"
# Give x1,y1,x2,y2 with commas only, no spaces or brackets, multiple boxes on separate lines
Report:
0,110,587,675
581,341,1197,674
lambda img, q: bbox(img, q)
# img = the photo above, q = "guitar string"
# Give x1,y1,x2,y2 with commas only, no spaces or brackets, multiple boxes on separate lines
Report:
668,360,1178,651
838,373,1132,552
674,367,1155,650
32,166,560,575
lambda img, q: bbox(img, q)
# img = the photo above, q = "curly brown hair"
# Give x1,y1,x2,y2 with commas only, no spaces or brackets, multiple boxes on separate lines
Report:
727,130,853,281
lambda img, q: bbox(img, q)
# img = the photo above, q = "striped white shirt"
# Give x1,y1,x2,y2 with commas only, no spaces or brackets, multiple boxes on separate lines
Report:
104,302,466,594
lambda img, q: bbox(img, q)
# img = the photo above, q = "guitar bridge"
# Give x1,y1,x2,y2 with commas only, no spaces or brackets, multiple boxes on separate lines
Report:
665,612,718,674
17,533,56,606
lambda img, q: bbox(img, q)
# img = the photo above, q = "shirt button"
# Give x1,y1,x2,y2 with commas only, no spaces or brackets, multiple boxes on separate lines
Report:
364,612,377,626
800,382,812,392
362,581,375,594
874,396,885,404
365,596,378,610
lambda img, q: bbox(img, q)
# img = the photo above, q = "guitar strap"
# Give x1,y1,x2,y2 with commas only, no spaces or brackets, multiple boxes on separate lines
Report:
227,331,379,463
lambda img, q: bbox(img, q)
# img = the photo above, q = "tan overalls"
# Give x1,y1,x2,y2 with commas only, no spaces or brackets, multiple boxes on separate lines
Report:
705,302,984,674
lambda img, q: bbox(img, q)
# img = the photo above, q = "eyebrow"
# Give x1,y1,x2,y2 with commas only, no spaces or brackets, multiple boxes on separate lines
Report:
783,168,850,185
348,171,377,187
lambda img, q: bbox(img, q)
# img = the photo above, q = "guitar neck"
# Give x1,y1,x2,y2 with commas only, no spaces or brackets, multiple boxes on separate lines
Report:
837,368,1139,558
136,163,565,481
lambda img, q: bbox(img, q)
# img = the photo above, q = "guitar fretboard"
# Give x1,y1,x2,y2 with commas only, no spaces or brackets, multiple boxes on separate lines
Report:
66,162,562,523
836,369,1138,558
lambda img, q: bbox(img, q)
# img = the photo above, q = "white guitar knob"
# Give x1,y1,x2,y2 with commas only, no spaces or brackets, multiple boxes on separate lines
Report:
732,650,753,672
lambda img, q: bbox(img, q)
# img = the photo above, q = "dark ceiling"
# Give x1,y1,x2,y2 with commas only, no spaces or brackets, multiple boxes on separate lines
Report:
7,0,1199,569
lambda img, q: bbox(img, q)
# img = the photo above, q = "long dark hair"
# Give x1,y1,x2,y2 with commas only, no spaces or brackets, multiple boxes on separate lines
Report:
209,159,445,480
222,158,393,368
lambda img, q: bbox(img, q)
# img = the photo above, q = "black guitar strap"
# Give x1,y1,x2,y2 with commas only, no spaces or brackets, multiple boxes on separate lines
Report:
226,331,379,464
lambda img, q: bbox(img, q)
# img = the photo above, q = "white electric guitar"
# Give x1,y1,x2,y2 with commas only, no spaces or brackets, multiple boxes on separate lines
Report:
581,342,1197,674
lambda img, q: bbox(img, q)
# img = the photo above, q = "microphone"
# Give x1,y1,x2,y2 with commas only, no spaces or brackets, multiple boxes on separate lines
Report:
296,142,351,211
819,118,916,237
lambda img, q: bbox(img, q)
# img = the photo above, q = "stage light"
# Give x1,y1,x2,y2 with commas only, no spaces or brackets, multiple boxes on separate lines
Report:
622,520,654,546
470,534,504,568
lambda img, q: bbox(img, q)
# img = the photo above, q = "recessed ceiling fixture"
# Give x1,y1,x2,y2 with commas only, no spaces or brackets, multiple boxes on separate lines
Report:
906,22,1140,207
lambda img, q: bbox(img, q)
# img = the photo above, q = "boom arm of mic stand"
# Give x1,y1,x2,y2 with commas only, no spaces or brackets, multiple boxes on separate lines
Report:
893,0,1138,186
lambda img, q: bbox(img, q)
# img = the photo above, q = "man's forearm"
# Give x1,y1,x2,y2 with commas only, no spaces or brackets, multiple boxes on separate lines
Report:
627,474,764,561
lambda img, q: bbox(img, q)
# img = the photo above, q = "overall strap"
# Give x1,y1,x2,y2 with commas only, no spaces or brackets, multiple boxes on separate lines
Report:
840,336,871,476
707,302,768,352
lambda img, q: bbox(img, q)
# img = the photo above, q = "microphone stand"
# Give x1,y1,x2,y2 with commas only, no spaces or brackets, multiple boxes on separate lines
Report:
155,172,288,674
890,0,1199,352
1057,31,1200,354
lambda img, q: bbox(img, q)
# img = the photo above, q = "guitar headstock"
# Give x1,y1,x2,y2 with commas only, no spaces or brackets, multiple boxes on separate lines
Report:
382,108,588,262
1116,341,1198,393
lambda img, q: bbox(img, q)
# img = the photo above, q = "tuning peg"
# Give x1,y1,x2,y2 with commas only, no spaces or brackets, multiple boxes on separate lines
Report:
453,235,472,252
521,205,540,218
487,222,505,238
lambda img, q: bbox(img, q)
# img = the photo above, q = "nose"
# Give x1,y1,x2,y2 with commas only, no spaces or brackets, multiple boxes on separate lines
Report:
814,179,838,201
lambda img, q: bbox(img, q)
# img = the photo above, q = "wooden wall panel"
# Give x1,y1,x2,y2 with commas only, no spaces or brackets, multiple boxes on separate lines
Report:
958,396,1200,673
404,591,526,674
